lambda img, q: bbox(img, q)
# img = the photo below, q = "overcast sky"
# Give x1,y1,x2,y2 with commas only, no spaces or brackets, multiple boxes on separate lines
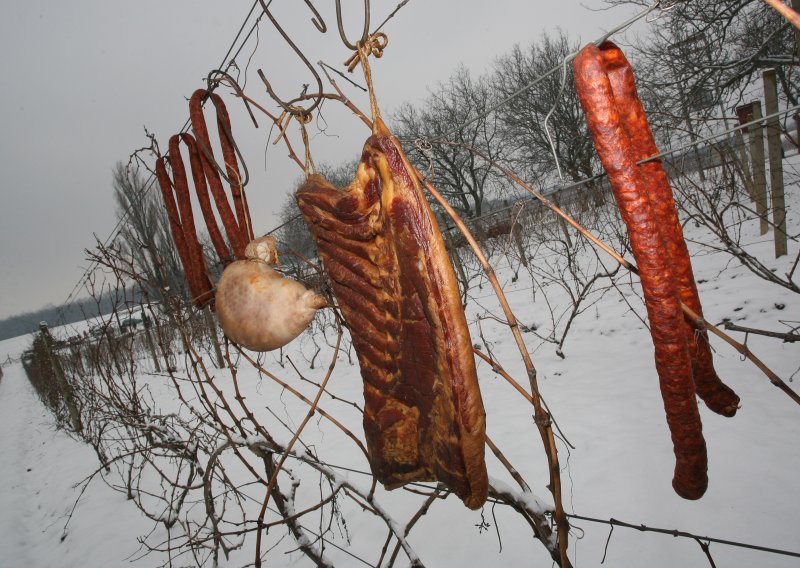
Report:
0,0,647,320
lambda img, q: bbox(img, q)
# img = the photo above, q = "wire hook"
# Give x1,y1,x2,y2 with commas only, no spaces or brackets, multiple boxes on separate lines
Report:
646,0,680,23
335,0,371,50
304,0,327,32
207,69,259,128
543,53,571,181
257,0,324,116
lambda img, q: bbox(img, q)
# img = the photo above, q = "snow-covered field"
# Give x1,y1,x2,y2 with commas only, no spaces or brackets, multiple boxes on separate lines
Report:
1,174,799,567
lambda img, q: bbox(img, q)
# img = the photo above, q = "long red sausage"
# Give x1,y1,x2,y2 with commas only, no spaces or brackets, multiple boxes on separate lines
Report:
155,135,215,307
210,92,253,243
181,133,234,266
189,90,248,260
598,42,740,417
574,43,708,499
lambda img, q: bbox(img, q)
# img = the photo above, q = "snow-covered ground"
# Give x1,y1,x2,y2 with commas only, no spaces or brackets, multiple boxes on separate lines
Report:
0,363,154,567
1,172,799,567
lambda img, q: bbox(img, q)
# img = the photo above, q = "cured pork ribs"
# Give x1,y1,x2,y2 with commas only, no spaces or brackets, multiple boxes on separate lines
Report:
296,118,488,509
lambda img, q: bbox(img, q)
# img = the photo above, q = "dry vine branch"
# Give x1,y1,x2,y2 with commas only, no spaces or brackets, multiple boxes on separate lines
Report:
322,66,572,565
432,139,800,406
253,322,343,568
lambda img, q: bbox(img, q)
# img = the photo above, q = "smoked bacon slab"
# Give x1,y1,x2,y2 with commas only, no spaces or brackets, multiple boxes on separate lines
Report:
296,118,488,509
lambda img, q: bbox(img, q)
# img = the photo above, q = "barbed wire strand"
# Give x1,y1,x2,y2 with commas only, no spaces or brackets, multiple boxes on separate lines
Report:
280,453,800,560
567,513,800,559
428,0,667,145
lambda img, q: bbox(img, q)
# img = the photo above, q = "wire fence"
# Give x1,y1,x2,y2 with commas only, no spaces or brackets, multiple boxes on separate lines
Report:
19,1,800,567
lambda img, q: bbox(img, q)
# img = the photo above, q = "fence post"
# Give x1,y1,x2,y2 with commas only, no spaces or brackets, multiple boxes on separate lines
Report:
510,203,529,268
39,323,83,433
762,69,788,257
141,310,162,373
737,102,769,235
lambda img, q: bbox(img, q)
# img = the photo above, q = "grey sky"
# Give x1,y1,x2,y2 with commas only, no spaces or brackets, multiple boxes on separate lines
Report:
0,0,643,320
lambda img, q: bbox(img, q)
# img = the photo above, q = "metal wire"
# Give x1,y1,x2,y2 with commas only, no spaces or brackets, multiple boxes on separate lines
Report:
568,513,800,559
335,0,370,50
257,0,325,116
430,0,667,145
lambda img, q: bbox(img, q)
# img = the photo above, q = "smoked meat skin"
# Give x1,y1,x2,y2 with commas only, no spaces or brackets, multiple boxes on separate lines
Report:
598,43,739,417
574,43,708,499
296,120,488,509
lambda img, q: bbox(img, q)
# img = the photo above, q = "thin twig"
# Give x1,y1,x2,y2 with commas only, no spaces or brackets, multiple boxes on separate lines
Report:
441,140,800,407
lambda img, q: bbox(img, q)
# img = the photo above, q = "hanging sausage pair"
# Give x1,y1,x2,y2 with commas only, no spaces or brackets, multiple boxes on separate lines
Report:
573,42,740,500
156,89,253,306
155,90,326,350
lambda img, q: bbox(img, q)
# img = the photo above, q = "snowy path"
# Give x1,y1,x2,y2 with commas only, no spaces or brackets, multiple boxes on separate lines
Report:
0,363,153,568
0,365,39,567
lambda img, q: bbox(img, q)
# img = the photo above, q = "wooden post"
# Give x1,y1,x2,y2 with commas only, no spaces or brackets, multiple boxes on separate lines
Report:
793,0,800,57
39,324,83,433
737,102,769,235
733,127,755,199
763,69,788,257
141,310,162,373
510,203,529,268
794,113,800,152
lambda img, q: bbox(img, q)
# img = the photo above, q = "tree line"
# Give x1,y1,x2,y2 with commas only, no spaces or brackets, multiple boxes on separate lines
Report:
104,0,798,312
275,0,798,251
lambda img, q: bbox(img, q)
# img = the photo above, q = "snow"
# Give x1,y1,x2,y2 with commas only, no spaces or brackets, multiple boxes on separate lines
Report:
0,364,155,568
488,476,552,516
1,165,799,567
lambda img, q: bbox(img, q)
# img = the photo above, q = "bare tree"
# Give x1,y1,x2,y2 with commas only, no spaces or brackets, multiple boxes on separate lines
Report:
393,67,513,218
607,0,799,126
112,161,185,303
492,31,596,191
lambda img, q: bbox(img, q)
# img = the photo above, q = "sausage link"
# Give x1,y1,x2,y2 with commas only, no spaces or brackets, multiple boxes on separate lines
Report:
574,44,707,499
157,136,214,307
598,42,739,417
189,90,247,259
212,93,253,242
155,156,194,283
181,133,233,265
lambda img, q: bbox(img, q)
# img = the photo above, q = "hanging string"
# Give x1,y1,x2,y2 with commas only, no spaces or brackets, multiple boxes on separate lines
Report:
345,32,388,72
298,115,316,176
353,35,386,128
